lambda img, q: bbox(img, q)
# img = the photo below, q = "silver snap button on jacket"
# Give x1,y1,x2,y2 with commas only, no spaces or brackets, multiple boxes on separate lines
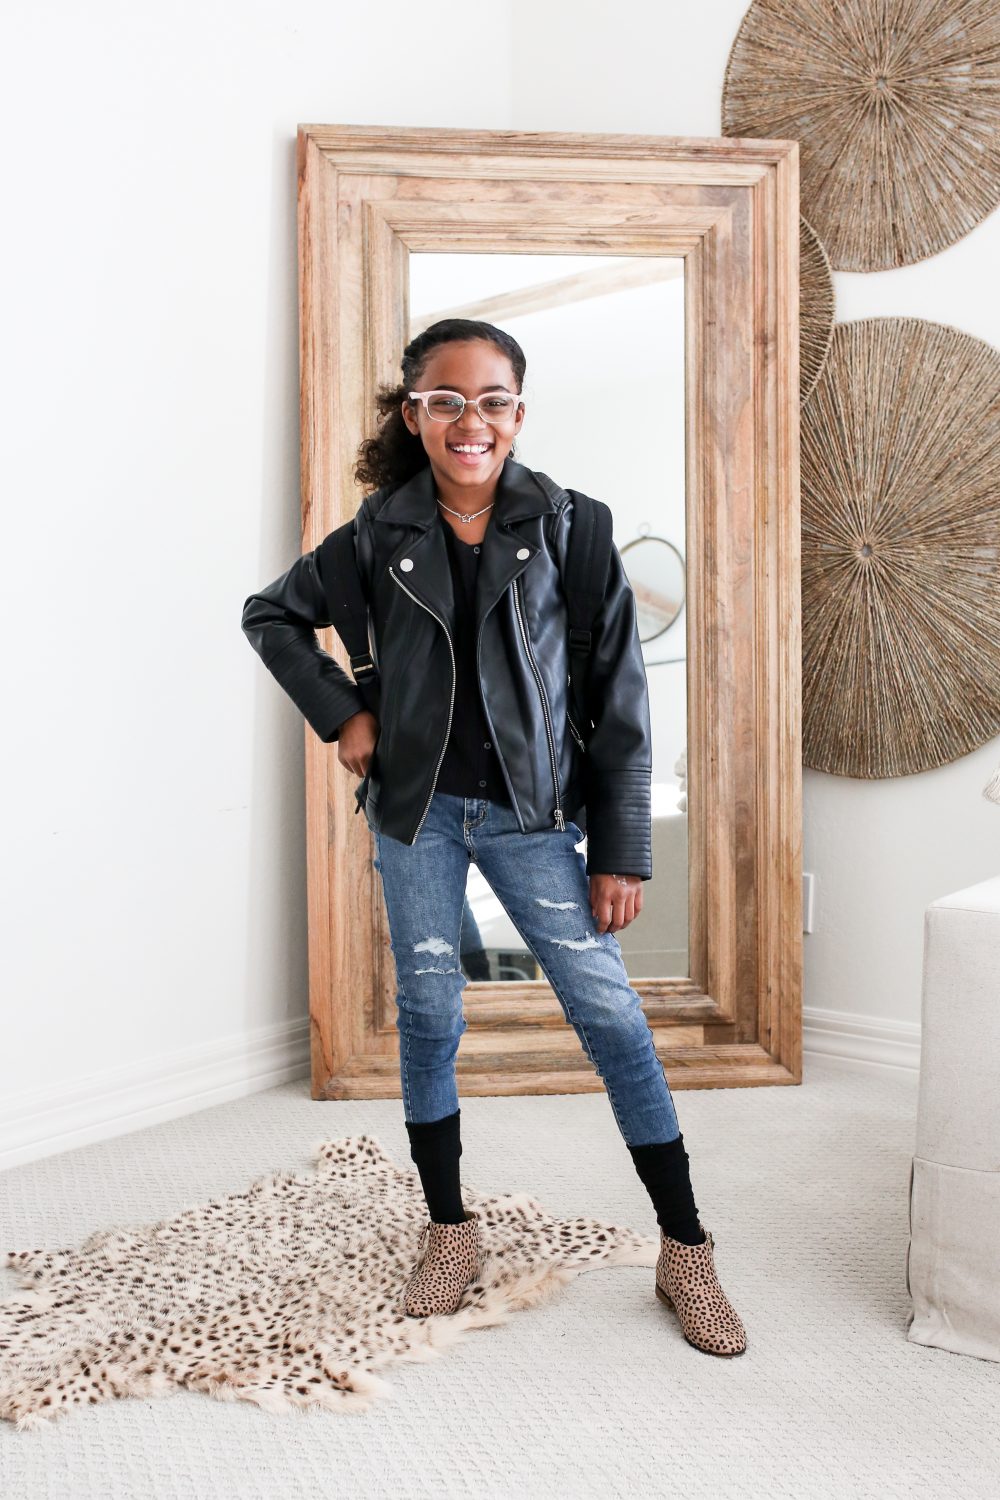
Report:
516,547,530,559
399,558,414,571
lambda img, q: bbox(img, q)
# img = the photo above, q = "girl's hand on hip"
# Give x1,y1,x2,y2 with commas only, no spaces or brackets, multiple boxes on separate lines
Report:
337,709,379,777
590,873,643,934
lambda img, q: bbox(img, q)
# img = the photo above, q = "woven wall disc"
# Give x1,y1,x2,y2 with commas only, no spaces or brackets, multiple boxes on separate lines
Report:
800,216,835,404
722,0,1000,270
801,318,1000,778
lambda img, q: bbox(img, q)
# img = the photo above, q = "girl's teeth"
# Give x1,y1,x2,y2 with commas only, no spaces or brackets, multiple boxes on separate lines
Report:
450,443,490,453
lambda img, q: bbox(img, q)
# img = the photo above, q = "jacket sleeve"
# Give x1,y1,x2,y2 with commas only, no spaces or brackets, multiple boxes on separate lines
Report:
240,520,368,745
581,539,653,881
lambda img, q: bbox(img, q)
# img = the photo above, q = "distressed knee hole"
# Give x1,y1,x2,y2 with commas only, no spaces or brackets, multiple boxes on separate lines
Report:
413,936,454,957
413,965,461,975
536,897,578,910
549,933,601,951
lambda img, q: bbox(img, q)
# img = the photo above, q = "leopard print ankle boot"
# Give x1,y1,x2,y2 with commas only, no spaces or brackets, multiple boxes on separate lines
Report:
655,1223,747,1356
403,1210,481,1317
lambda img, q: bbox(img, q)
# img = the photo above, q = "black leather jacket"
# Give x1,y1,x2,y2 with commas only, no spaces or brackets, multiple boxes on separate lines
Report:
241,458,653,879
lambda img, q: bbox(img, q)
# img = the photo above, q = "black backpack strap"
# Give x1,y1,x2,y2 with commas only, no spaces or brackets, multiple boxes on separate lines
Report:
562,489,614,742
317,520,382,723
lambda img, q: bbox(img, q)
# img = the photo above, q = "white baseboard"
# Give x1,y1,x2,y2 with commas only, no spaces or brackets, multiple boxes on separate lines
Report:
803,1004,921,1073
0,1005,920,1172
0,1019,311,1172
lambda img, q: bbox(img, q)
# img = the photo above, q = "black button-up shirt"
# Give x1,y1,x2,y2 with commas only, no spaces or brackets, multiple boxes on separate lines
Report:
433,512,511,804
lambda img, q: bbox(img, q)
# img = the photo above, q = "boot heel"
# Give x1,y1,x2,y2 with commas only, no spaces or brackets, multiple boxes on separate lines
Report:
655,1283,674,1310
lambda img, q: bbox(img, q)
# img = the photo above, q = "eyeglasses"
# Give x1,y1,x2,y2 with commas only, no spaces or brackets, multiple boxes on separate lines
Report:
407,389,523,424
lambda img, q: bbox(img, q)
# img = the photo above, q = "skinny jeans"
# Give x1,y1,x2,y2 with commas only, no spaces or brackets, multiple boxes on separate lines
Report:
369,791,680,1147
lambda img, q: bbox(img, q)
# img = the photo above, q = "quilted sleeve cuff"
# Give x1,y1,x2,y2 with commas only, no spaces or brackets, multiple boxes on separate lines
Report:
582,765,653,881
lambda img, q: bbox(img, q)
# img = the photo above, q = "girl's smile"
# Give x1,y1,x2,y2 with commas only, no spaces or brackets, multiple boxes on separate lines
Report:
446,439,494,467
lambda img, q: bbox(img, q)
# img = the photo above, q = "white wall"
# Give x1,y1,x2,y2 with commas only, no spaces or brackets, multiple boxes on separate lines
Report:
0,1,511,1166
511,0,1000,1064
4,0,997,1165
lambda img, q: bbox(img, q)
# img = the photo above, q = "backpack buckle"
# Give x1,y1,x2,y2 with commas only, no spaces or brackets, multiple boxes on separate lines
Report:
350,651,377,678
568,628,592,655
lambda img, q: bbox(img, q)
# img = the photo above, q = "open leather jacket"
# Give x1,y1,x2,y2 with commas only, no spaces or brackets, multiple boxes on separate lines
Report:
241,458,653,879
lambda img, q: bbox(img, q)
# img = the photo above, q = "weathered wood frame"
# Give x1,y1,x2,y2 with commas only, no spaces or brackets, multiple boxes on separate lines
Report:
296,123,802,1099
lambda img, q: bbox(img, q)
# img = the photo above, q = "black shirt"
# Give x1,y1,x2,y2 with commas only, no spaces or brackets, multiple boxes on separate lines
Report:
433,512,511,804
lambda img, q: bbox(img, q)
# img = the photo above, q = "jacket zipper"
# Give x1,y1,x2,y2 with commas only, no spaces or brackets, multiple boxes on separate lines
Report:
475,598,523,829
566,703,588,755
514,576,565,830
389,566,456,843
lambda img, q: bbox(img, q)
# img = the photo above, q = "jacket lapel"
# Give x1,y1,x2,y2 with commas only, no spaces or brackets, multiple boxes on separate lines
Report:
372,458,561,640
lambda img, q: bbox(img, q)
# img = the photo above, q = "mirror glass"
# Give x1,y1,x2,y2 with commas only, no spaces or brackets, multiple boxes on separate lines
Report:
408,252,688,982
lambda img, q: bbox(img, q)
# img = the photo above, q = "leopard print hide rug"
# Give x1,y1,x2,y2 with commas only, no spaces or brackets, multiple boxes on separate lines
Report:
0,1134,658,1428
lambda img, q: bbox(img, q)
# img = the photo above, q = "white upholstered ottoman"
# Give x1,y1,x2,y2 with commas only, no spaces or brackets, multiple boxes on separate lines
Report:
906,876,1000,1362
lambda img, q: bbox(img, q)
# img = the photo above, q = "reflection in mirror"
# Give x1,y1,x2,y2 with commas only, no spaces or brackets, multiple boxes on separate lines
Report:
621,533,685,642
409,253,688,985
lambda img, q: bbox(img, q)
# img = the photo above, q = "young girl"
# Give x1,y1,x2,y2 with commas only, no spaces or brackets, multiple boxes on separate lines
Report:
241,318,747,1357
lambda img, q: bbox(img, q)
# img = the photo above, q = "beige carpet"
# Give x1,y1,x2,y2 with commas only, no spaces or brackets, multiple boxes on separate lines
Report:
1,1054,998,1498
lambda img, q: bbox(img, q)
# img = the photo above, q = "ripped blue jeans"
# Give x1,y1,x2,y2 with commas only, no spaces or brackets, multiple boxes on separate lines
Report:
370,791,680,1147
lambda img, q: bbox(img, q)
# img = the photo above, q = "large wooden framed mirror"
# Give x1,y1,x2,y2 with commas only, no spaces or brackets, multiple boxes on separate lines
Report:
296,123,802,1099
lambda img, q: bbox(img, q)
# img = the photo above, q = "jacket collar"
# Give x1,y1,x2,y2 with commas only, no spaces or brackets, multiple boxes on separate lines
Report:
372,456,560,530
370,457,564,640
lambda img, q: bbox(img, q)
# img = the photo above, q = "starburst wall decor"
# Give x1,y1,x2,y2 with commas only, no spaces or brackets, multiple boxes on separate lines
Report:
800,216,835,403
723,0,1000,270
800,318,1000,777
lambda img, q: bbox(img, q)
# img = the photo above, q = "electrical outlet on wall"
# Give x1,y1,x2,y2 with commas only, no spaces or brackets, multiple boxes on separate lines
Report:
802,872,816,934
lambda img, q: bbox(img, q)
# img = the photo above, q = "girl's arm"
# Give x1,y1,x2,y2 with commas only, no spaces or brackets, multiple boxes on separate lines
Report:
578,539,654,882
241,521,368,744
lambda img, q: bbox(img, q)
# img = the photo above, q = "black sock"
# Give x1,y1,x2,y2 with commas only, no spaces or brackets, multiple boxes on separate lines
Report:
627,1131,706,1244
404,1108,466,1224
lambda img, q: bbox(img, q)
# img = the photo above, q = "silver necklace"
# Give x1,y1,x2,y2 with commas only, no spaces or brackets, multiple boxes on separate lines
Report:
436,494,495,526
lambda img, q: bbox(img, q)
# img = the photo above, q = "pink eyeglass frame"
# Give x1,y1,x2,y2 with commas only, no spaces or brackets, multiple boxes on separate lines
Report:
406,389,525,423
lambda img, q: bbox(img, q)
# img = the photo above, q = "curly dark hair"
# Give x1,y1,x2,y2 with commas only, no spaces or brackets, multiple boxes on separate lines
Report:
353,318,527,492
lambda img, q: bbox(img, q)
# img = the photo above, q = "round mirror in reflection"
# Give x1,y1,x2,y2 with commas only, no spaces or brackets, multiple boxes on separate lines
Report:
619,535,685,642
